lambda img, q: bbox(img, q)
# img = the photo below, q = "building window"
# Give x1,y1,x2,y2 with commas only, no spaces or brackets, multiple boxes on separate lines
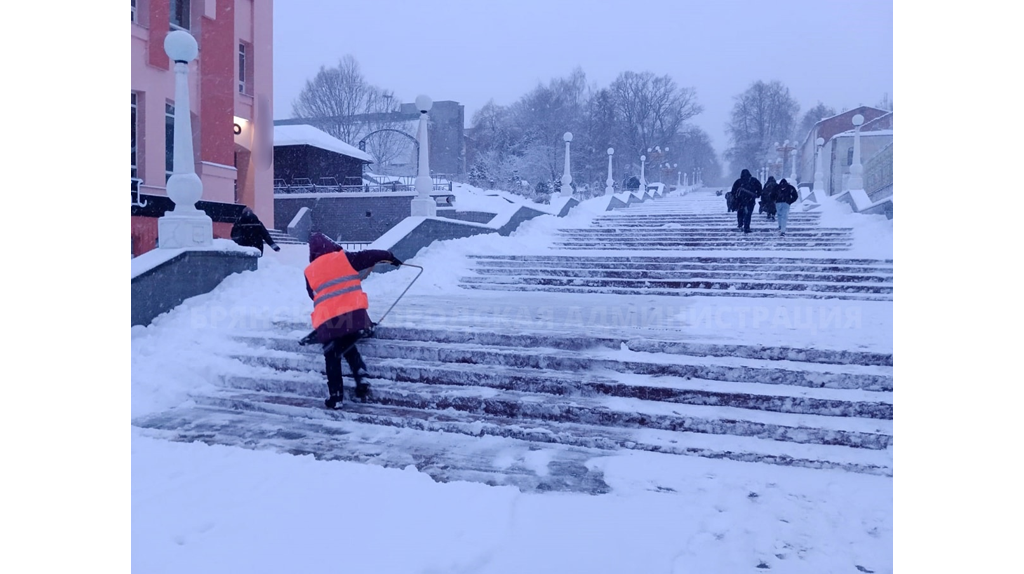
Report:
238,43,247,94
131,0,137,23
170,0,190,30
166,102,175,181
132,93,139,189
847,148,854,166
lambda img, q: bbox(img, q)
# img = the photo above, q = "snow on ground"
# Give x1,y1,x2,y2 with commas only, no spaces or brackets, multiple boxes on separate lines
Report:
132,185,893,573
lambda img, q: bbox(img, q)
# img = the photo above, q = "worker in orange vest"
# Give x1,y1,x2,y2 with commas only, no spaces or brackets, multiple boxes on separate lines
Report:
305,232,401,409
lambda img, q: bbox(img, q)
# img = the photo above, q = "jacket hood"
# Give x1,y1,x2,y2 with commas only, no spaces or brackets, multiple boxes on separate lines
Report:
740,169,751,179
308,232,343,263
766,176,777,185
779,178,789,186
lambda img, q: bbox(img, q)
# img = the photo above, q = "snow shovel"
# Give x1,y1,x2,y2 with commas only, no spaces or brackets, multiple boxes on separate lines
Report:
298,262,424,347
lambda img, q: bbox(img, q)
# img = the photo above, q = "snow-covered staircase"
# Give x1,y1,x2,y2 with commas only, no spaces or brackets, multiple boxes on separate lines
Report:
133,190,893,493
267,229,305,245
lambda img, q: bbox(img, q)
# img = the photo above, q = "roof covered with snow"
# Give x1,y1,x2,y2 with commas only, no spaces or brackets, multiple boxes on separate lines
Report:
273,124,374,163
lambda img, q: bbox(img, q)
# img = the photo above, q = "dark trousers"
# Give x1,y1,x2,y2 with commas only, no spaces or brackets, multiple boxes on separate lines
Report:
739,204,754,231
736,207,744,228
323,332,367,396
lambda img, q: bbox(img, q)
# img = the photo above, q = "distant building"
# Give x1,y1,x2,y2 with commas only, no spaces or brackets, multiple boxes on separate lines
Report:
273,124,374,192
795,106,892,195
131,0,274,257
276,99,466,178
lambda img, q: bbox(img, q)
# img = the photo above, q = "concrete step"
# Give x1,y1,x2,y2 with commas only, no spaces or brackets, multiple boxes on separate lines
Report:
230,351,892,419
267,229,304,244
211,370,892,451
133,395,891,493
471,259,893,274
249,324,894,367
133,403,614,493
457,282,893,302
553,245,854,251
467,255,893,266
470,267,893,284
459,275,893,295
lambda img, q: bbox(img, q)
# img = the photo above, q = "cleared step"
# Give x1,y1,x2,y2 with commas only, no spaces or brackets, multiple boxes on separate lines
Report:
213,373,892,450
457,282,893,302
135,394,892,482
254,323,895,367
467,255,893,265
230,351,892,419
133,403,613,494
459,275,893,295
470,267,893,284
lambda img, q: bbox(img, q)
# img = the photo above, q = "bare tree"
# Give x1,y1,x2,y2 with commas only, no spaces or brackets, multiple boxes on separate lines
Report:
797,101,837,143
291,55,373,143
876,92,893,111
610,71,702,160
725,80,799,175
291,55,414,176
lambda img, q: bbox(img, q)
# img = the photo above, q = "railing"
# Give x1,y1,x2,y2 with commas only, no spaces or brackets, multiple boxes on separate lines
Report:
863,143,893,202
274,176,453,194
335,242,371,251
132,177,148,207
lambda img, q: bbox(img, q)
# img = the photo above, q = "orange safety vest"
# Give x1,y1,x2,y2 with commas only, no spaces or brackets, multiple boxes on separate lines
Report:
304,251,370,329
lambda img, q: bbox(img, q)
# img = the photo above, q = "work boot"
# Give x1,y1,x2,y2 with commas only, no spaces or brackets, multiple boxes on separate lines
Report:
324,392,343,409
354,382,371,402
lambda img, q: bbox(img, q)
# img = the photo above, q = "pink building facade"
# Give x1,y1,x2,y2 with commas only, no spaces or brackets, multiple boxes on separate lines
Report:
131,0,273,256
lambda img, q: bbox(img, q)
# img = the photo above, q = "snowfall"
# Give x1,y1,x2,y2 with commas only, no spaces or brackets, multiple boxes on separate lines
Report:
131,184,894,573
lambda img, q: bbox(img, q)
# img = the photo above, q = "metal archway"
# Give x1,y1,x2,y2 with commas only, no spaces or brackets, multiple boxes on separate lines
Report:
358,128,419,170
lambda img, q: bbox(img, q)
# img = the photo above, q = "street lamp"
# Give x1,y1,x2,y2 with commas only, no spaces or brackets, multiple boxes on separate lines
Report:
848,114,865,191
639,154,647,194
561,132,573,197
813,136,825,193
158,30,212,249
411,94,436,216
605,147,615,195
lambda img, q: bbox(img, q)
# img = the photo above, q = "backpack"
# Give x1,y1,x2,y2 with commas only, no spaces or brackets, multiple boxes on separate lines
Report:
725,191,736,211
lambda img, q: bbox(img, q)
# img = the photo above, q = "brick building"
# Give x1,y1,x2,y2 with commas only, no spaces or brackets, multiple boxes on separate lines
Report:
131,0,274,256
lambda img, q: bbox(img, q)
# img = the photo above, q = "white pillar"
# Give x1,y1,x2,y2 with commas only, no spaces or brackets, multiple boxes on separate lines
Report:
605,147,614,195
676,170,681,188
790,147,798,183
411,95,437,216
639,155,647,194
561,132,573,197
158,31,212,249
813,137,825,192
848,114,865,191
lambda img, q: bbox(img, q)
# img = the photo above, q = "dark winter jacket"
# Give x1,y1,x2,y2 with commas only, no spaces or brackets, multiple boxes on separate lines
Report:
230,207,278,255
730,169,762,208
305,232,396,343
760,177,778,215
775,179,799,205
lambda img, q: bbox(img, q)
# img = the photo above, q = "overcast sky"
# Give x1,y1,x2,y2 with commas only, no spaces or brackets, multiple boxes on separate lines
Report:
272,0,892,156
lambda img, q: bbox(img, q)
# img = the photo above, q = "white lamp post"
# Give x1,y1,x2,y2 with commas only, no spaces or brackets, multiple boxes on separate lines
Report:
848,114,865,191
639,155,647,194
813,136,825,193
561,132,573,197
411,95,436,216
158,30,212,249
790,146,798,183
605,147,614,195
